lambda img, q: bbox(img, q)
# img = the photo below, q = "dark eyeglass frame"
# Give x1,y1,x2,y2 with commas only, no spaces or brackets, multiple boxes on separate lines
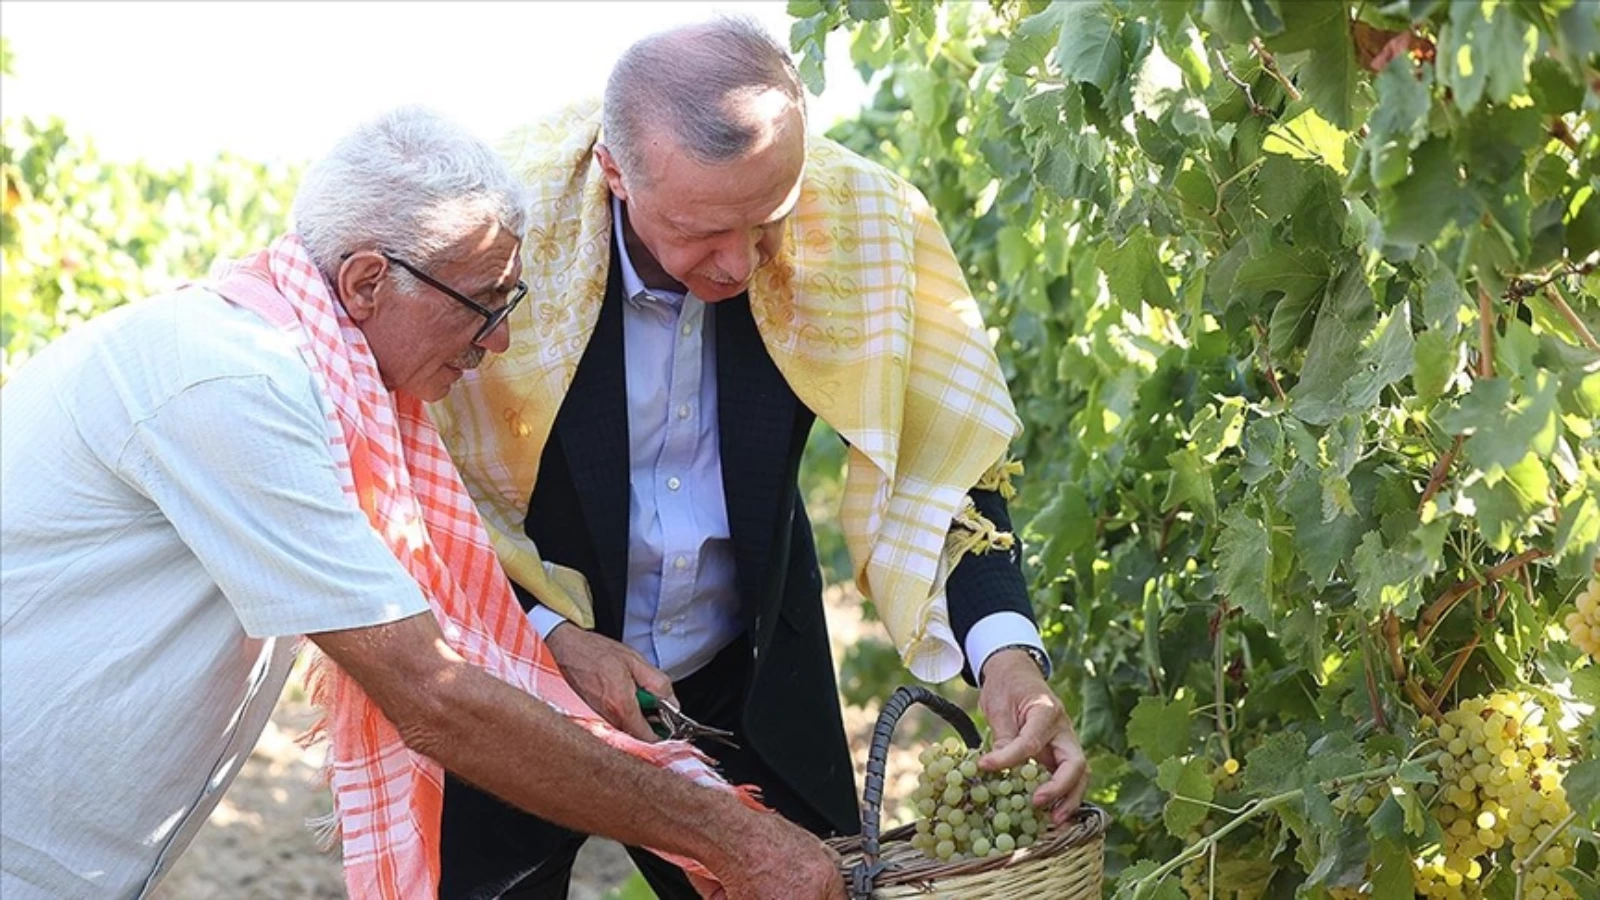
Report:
380,251,528,345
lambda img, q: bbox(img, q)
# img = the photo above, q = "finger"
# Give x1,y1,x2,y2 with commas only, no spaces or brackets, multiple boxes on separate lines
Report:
979,704,1057,771
1033,745,1088,811
628,655,676,704
608,691,663,743
1051,769,1091,826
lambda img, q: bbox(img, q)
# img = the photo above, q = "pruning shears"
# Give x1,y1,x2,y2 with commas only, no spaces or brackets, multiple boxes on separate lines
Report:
635,688,740,750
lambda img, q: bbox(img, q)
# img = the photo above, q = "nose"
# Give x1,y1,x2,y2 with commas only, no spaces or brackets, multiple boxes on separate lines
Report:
477,318,513,354
718,230,763,284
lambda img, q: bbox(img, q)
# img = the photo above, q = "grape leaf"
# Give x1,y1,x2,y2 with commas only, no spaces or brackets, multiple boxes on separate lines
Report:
1216,504,1273,625
1243,730,1309,796
1380,136,1482,246
1289,266,1377,425
1164,447,1218,519
1156,756,1214,836
1267,0,1358,129
1568,759,1600,828
1552,473,1600,575
1053,1,1124,94
1263,109,1350,175
1412,329,1457,405
1002,3,1067,77
1440,373,1560,475
1352,530,1427,618
1370,838,1415,900
1097,230,1175,309
1437,0,1532,110
1128,693,1196,764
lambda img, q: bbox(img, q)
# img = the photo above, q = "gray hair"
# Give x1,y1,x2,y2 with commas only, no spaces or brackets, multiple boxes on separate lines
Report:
292,106,530,282
602,15,806,187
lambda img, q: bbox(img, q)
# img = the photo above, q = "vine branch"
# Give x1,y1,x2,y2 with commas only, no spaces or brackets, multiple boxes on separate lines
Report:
1543,283,1600,351
1214,48,1267,116
1250,38,1302,102
1418,549,1548,642
1477,286,1496,379
1130,753,1445,898
1417,435,1463,513
1505,258,1597,302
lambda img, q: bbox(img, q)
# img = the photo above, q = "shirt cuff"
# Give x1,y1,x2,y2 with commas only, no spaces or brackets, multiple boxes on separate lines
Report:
965,612,1050,681
526,604,570,640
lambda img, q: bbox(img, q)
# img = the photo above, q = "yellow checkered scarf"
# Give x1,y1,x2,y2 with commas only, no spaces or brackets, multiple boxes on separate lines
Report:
430,100,1020,681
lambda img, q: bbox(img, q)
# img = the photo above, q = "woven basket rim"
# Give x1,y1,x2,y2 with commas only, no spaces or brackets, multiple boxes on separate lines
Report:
829,803,1108,887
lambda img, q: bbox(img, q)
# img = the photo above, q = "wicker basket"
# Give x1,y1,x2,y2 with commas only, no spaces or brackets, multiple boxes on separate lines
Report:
829,686,1107,899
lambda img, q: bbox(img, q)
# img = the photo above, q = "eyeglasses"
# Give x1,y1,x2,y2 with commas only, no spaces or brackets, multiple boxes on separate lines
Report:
382,252,528,345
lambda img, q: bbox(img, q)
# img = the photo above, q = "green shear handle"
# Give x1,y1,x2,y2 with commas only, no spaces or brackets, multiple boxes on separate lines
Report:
634,688,740,749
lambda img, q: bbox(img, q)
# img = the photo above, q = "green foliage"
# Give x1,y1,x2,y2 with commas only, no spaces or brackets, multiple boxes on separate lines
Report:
791,0,1600,894
1,62,298,380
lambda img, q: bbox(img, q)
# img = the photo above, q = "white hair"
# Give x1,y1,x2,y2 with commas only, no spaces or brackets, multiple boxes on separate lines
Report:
603,15,806,187
292,106,530,281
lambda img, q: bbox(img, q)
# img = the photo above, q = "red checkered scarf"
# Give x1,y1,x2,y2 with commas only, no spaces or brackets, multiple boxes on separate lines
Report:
210,234,753,898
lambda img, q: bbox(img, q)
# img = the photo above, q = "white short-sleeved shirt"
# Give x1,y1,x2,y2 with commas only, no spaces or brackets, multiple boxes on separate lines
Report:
0,289,430,899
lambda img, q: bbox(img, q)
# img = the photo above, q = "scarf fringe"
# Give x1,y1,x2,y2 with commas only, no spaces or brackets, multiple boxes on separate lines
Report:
974,456,1025,501
946,494,1017,561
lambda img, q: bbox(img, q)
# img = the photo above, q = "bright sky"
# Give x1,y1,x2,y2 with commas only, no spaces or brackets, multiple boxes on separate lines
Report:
0,1,871,166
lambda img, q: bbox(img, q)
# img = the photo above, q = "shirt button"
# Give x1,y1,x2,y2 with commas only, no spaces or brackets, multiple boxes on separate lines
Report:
674,556,689,570
666,476,681,491
676,404,691,420
681,322,693,336
660,621,674,634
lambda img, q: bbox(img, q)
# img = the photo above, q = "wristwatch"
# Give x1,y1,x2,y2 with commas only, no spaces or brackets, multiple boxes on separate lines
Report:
979,643,1051,685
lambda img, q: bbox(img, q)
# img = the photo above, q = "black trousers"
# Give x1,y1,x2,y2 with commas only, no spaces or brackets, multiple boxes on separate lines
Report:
437,637,840,900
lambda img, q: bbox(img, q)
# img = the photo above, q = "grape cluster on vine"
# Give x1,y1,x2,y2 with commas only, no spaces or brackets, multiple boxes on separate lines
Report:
1565,578,1599,660
1416,691,1577,900
909,737,1049,862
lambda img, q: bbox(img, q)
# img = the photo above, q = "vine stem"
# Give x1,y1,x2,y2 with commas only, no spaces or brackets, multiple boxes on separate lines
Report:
1131,753,1445,897
1250,38,1302,101
1363,648,1390,732
1253,321,1288,403
1214,48,1266,116
1544,284,1600,351
1429,635,1481,710
1418,549,1547,642
1214,605,1233,761
1477,287,1496,378
1417,435,1463,513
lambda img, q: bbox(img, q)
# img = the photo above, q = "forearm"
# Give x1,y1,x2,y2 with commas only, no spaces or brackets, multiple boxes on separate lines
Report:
399,659,759,870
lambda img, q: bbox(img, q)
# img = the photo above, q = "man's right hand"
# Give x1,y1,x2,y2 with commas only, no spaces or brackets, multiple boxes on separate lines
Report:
699,813,846,900
544,624,674,742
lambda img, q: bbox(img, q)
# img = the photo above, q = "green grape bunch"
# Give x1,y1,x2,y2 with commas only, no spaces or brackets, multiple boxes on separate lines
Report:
1565,578,1599,660
908,736,1050,862
1417,691,1578,900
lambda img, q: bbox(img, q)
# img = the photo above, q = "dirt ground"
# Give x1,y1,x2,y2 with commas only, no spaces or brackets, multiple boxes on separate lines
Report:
151,584,950,899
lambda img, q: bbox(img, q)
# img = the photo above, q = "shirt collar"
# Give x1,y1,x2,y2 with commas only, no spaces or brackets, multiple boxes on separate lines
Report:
612,195,686,308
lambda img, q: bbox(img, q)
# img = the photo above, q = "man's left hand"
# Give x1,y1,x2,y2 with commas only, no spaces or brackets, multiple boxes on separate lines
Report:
975,648,1089,826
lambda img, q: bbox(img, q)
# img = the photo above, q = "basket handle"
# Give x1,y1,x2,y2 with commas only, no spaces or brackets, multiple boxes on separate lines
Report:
848,685,983,900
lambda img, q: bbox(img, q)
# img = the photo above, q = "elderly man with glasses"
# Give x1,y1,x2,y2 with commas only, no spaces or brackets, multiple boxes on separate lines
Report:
0,106,844,900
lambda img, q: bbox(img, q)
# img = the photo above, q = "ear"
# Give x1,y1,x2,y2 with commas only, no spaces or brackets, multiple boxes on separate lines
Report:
594,143,629,201
336,252,387,323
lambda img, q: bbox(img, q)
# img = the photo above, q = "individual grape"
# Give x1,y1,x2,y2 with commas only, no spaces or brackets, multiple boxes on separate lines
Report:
1565,578,1600,659
994,832,1015,853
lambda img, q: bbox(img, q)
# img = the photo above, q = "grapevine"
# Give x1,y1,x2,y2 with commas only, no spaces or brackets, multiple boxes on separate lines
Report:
792,1,1600,898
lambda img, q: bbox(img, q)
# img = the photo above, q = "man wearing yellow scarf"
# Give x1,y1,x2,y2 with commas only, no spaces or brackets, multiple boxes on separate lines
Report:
431,17,1087,899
